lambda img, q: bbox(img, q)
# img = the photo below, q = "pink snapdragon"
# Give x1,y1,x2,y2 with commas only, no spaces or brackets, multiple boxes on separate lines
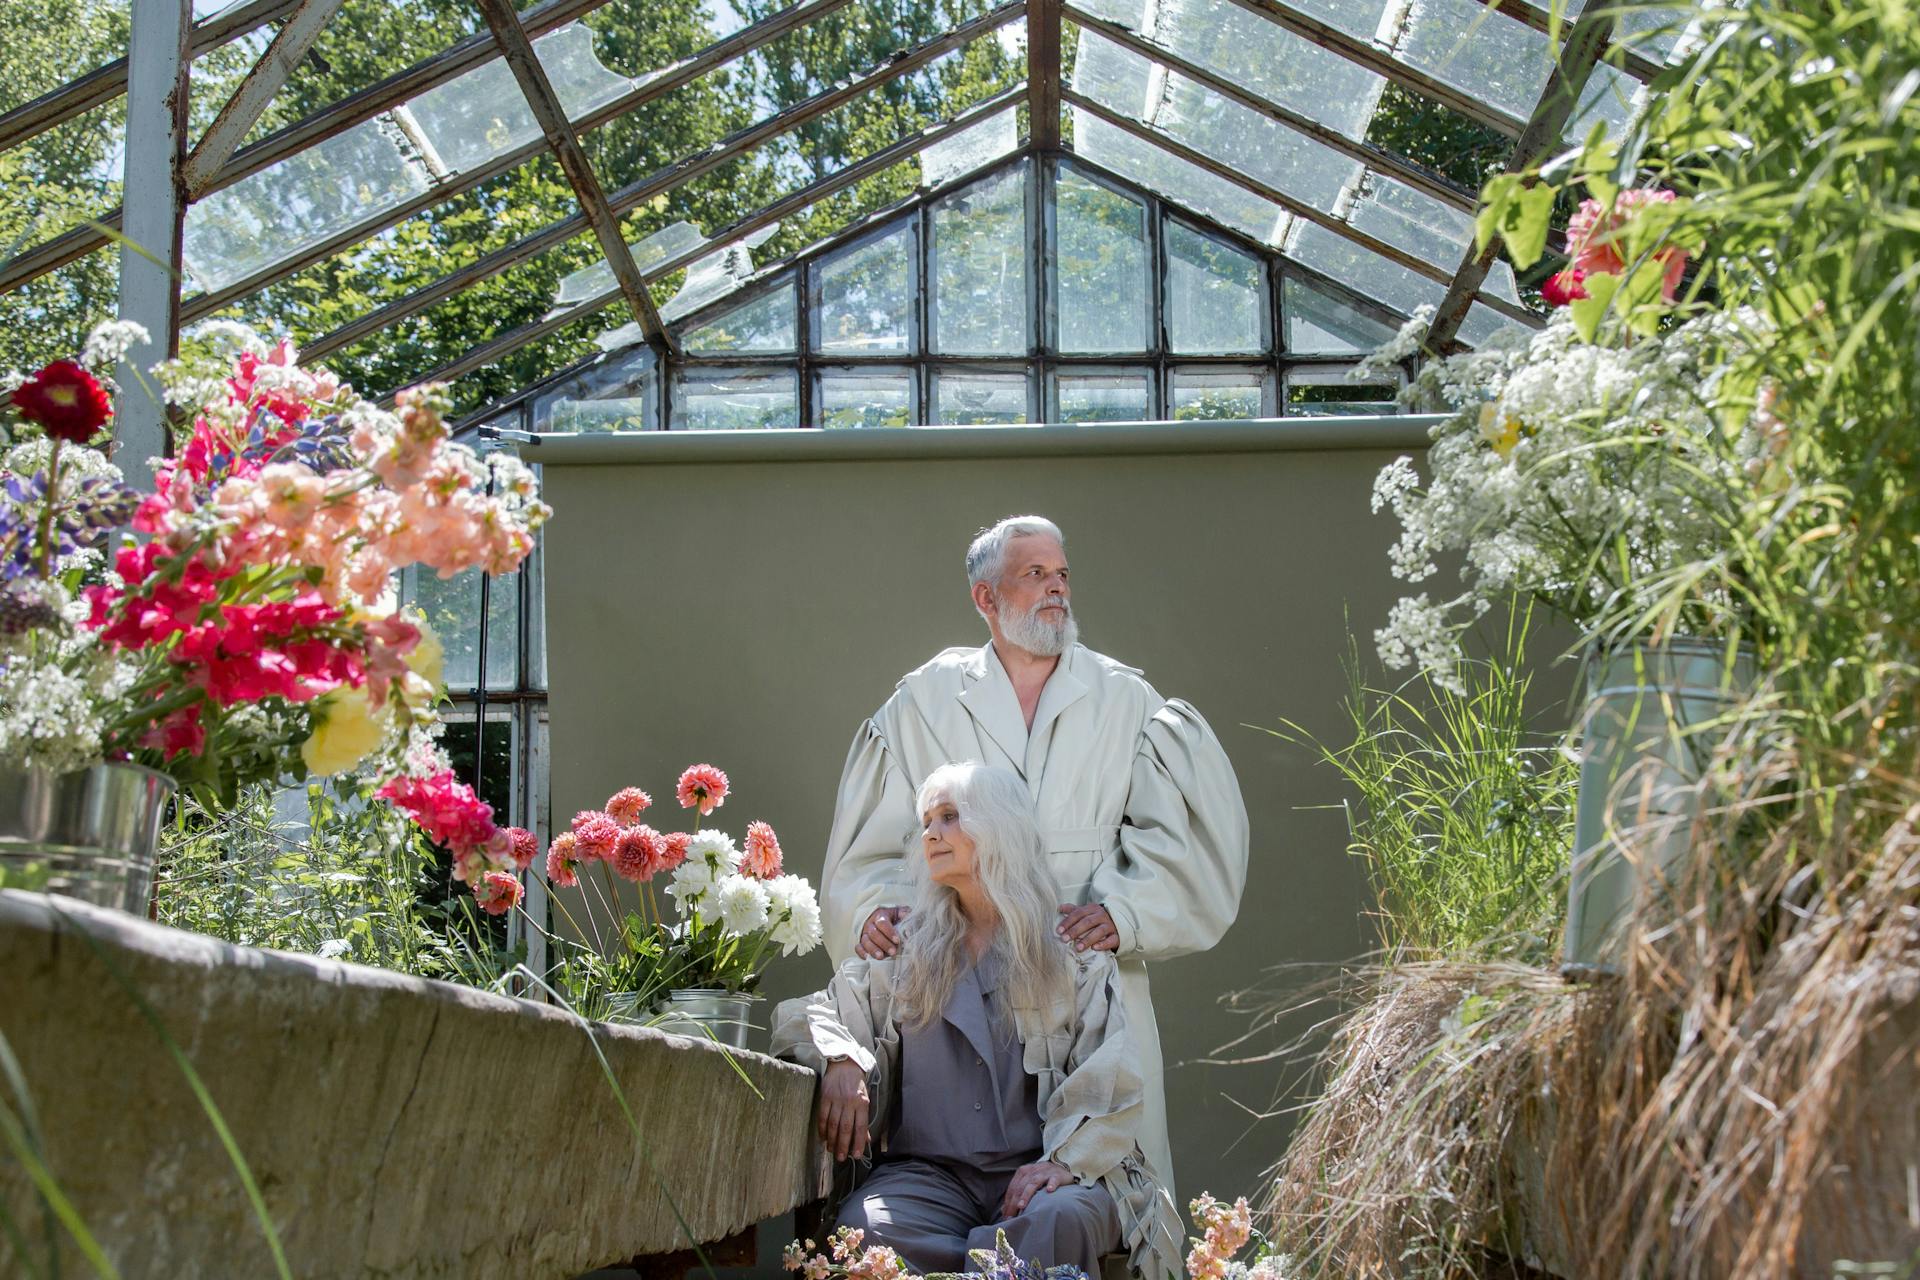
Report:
476,871,524,916
379,769,502,878
1186,1194,1253,1280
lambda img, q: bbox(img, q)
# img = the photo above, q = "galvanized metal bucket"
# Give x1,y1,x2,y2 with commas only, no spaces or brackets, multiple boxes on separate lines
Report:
1564,639,1755,974
0,763,177,914
653,988,761,1050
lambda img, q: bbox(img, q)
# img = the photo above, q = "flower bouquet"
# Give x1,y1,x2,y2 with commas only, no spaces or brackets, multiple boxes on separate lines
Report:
783,1226,1090,1280
0,320,548,916
544,763,822,1040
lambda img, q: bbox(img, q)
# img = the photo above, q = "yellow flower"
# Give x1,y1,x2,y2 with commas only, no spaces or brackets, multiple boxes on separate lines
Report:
1477,402,1524,461
404,619,444,691
301,688,385,776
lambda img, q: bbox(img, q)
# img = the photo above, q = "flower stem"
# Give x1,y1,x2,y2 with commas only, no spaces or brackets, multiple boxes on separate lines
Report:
36,438,64,579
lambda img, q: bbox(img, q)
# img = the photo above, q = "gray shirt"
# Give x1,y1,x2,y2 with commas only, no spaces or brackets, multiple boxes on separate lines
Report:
888,951,1042,1174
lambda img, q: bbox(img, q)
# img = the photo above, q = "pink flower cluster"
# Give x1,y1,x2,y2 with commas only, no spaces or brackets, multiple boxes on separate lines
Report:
1548,188,1689,308
677,763,730,816
555,786,694,885
378,769,508,887
781,1228,909,1280
1186,1194,1252,1280
475,871,524,916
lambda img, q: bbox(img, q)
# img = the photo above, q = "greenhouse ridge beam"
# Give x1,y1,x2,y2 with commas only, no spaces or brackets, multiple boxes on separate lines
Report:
295,10,1024,367
1427,7,1616,348
181,0,346,196
471,0,674,355
0,0,297,154
372,85,1025,400
1221,0,1523,137
1062,5,1478,215
1030,0,1063,149
1062,90,1535,325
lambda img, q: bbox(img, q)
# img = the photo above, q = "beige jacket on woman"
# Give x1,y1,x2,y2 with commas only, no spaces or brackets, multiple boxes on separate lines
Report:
772,948,1185,1280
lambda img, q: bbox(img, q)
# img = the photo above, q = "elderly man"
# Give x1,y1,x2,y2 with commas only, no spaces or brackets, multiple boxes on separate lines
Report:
819,514,1250,1207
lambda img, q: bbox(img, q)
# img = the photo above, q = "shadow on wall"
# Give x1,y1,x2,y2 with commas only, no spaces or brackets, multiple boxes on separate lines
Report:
540,420,1445,1218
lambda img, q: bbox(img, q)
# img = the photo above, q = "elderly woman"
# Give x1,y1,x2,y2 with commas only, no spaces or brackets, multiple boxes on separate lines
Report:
773,762,1182,1279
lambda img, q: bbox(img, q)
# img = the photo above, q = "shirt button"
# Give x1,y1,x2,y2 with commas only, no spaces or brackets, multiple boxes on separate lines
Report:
976,1057,985,1066
974,1101,983,1111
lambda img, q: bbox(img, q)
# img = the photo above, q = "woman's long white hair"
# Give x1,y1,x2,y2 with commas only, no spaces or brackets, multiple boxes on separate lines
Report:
895,761,1074,1029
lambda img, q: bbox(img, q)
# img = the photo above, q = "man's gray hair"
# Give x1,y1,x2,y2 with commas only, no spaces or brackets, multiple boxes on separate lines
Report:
965,515,1066,589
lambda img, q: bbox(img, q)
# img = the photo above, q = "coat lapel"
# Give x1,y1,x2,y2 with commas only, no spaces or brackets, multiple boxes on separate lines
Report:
1024,647,1090,784
956,644,1030,776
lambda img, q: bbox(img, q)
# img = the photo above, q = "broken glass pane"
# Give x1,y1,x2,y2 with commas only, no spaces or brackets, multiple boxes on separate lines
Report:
1055,369,1151,423
814,223,914,356
932,162,1030,356
671,368,800,430
1056,167,1149,354
1283,275,1398,354
817,368,914,429
1165,220,1265,355
933,370,1031,425
1171,369,1268,419
683,282,797,354
921,106,1021,189
550,221,707,312
181,119,429,293
662,225,781,324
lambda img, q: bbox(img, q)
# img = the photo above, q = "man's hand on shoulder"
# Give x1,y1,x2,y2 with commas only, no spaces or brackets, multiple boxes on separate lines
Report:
856,905,910,959
1057,903,1119,952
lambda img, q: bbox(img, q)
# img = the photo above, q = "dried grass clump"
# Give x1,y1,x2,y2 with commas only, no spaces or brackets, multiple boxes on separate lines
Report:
1266,793,1920,1280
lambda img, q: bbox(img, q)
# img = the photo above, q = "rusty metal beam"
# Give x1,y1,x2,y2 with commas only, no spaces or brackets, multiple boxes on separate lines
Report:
1064,4,1478,214
0,0,298,153
1425,7,1615,349
471,0,672,354
1029,0,1063,150
368,85,1025,399
181,0,346,196
1062,89,1537,324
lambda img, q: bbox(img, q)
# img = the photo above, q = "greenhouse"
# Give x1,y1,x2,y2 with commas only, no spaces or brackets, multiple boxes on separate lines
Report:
2,0,1917,1276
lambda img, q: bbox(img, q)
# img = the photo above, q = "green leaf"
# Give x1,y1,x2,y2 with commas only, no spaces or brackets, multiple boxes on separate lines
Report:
1476,173,1523,253
1569,270,1621,342
1502,183,1558,268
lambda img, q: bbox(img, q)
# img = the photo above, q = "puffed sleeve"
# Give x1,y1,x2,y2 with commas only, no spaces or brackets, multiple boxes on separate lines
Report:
770,958,890,1076
1040,953,1142,1184
1092,699,1250,963
819,716,921,964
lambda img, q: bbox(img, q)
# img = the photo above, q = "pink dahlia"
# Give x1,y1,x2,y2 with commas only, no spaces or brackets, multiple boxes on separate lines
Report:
1566,189,1688,302
676,763,730,816
503,826,539,871
476,870,523,916
547,832,582,887
742,820,783,879
606,786,653,826
571,809,621,861
613,825,666,882
659,832,693,873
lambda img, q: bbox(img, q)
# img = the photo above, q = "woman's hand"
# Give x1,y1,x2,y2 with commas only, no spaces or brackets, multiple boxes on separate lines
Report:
818,1058,872,1160
999,1160,1074,1217
856,906,910,958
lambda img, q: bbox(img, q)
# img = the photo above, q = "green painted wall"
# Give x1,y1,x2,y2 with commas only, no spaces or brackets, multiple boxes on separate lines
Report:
540,420,1436,1211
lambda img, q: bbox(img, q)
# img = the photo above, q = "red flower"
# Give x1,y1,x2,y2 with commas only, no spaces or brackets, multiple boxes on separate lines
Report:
1542,267,1589,307
15,360,112,443
475,871,523,916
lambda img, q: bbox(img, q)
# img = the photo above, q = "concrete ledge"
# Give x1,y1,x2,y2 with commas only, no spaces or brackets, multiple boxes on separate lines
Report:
520,416,1443,466
0,890,830,1279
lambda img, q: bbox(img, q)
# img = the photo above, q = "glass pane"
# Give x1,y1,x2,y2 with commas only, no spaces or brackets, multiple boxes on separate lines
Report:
552,221,705,311
532,344,655,433
1166,221,1265,355
932,162,1030,356
1283,275,1398,354
1285,219,1444,319
814,224,913,356
933,371,1031,425
1056,169,1149,354
528,539,547,693
660,226,782,325
1286,367,1401,416
1056,370,1150,423
1394,0,1548,124
921,106,1021,188
409,565,519,694
671,368,800,430
1074,115,1290,246
1172,370,1267,420
818,369,913,429
1347,173,1519,302
683,283,797,354
1457,303,1519,350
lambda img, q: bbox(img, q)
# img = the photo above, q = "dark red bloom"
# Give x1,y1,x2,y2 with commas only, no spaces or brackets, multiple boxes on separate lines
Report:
1542,267,1589,307
15,360,113,443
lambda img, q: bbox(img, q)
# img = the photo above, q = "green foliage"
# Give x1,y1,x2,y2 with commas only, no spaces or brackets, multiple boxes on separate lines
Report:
1273,606,1575,963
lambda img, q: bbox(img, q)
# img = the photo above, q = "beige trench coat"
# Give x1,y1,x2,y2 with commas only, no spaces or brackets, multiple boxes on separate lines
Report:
772,950,1186,1280
819,642,1251,1198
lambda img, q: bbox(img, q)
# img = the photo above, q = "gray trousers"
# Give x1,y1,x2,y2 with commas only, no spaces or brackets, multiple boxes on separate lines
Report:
837,1157,1121,1276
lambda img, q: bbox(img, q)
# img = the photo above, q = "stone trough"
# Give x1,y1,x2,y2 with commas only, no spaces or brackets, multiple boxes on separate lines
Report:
0,889,831,1278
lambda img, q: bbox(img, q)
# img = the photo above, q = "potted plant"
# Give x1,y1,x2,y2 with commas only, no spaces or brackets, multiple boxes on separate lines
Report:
0,322,550,917
544,764,822,1047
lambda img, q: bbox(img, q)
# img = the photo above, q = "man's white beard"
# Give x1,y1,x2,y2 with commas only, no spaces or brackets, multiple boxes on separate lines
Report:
998,596,1078,657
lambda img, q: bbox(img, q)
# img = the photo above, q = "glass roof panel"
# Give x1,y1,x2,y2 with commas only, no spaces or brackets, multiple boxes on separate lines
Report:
818,367,914,429
551,221,709,313
1569,61,1643,141
661,226,781,324
921,105,1022,188
1165,220,1265,355
931,161,1030,356
671,366,800,430
1283,274,1397,354
682,280,798,354
1345,172,1519,302
1073,115,1291,245
1393,0,1550,124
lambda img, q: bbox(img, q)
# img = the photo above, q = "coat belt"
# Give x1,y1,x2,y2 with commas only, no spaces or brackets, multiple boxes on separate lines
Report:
1040,825,1120,854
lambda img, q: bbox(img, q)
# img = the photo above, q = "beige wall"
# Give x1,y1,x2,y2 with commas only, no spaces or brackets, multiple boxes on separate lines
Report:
539,419,1436,1207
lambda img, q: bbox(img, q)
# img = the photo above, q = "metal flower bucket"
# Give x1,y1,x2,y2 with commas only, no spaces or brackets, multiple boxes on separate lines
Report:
654,988,761,1050
1564,639,1755,974
0,762,177,914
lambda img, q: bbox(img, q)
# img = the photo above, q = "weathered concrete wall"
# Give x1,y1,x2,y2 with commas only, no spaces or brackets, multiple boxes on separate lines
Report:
0,890,830,1279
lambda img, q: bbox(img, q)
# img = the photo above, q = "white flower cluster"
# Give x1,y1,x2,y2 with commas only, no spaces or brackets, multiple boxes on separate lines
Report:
1373,309,1769,689
1350,305,1436,385
764,874,823,956
664,832,823,955
0,616,140,774
79,319,151,375
667,830,741,909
